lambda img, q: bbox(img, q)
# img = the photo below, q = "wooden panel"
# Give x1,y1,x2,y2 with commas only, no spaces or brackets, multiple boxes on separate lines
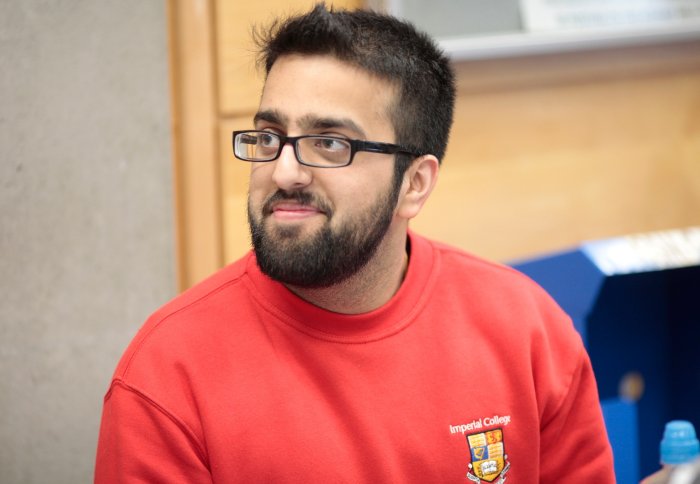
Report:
168,0,223,289
216,0,363,116
412,45,700,262
220,117,254,263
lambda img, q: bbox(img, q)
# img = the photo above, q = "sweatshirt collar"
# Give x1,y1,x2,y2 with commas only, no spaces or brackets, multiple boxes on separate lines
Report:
243,231,437,343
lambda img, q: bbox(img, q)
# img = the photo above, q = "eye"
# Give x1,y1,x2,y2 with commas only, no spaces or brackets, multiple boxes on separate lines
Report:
259,132,279,148
315,137,348,152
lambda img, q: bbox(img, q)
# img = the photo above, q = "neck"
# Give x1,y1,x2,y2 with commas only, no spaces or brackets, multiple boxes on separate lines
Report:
285,229,409,314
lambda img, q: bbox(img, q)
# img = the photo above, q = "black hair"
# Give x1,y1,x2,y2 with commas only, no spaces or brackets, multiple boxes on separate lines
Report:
254,3,456,176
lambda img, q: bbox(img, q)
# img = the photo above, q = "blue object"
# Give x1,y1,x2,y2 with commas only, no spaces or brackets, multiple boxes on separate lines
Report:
660,420,700,465
601,398,639,483
511,236,700,480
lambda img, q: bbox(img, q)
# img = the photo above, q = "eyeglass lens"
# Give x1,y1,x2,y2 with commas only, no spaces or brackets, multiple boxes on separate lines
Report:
235,132,352,167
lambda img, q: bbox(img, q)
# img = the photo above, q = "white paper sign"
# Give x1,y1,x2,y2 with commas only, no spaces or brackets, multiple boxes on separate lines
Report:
581,227,700,276
520,0,700,32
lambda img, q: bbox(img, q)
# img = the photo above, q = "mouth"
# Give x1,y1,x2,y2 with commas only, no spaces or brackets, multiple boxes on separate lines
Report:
262,191,332,222
269,202,325,221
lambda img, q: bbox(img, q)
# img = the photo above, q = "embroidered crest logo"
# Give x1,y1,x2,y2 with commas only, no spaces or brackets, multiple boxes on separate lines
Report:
465,428,510,483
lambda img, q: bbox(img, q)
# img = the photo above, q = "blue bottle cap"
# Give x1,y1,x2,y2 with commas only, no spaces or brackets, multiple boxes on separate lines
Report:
660,420,700,465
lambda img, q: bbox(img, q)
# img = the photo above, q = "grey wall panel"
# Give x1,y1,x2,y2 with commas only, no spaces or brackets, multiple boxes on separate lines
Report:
0,2,175,482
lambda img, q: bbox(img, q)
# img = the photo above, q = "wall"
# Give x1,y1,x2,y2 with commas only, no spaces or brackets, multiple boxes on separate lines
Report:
412,40,700,262
0,2,175,483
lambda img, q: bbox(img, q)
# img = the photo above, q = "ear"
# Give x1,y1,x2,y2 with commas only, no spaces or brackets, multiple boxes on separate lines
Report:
396,154,440,220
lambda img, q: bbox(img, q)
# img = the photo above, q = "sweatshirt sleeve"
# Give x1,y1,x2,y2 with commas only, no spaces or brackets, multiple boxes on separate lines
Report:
539,345,616,482
95,380,212,484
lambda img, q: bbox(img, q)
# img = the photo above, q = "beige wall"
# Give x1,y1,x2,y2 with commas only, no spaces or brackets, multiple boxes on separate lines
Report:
0,2,175,482
414,41,700,262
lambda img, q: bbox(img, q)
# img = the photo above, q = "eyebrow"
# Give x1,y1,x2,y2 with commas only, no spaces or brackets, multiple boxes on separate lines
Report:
299,114,367,139
253,109,286,127
253,110,367,139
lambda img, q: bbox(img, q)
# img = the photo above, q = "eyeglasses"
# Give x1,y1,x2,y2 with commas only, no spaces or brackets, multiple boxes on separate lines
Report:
232,130,421,168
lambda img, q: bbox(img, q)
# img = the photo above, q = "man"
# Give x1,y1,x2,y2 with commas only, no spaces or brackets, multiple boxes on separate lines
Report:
96,5,615,482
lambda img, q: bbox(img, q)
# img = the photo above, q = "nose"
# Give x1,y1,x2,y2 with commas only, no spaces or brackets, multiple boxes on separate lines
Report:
271,142,312,191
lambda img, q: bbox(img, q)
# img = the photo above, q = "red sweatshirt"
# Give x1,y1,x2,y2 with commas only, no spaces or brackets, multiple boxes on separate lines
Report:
96,233,614,483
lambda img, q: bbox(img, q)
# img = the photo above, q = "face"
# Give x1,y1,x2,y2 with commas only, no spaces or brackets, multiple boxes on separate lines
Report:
247,54,403,288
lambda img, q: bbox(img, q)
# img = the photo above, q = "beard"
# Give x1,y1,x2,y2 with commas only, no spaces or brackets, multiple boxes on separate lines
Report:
248,179,401,288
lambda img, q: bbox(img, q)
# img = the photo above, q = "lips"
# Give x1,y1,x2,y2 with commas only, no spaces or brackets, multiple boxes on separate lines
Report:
262,190,332,220
270,202,324,220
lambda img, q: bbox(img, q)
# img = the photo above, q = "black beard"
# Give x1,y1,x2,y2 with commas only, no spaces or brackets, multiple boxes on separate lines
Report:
248,183,400,288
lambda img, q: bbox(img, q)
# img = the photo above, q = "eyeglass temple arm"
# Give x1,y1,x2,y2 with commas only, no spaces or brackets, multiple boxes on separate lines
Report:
355,140,420,156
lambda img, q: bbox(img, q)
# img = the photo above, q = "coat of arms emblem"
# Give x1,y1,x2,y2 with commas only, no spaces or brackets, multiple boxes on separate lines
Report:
466,428,510,483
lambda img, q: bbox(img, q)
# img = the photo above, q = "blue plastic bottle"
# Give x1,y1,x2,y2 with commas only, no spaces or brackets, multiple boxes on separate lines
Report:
641,420,699,484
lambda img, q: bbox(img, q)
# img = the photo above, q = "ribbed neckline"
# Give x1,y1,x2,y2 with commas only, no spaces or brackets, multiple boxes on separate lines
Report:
243,232,439,343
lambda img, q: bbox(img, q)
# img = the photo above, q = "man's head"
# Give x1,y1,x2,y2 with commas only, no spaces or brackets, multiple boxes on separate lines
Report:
255,3,455,168
245,5,455,289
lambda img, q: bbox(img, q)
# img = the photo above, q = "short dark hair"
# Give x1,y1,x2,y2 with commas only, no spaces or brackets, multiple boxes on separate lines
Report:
254,3,456,169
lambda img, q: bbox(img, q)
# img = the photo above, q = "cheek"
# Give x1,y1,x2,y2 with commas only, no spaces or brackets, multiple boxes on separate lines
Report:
331,180,392,221
248,166,272,202
248,164,268,187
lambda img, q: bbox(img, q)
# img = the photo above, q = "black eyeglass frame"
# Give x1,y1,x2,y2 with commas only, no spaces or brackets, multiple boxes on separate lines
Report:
232,130,422,168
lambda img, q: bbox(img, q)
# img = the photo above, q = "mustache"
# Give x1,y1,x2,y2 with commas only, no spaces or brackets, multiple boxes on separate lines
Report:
262,190,333,217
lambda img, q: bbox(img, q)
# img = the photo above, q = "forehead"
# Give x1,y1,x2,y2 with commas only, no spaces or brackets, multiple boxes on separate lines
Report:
258,54,397,139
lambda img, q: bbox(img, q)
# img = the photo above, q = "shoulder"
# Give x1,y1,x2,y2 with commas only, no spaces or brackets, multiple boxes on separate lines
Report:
418,234,581,348
154,254,251,319
426,236,556,306
111,253,255,382
420,236,592,415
